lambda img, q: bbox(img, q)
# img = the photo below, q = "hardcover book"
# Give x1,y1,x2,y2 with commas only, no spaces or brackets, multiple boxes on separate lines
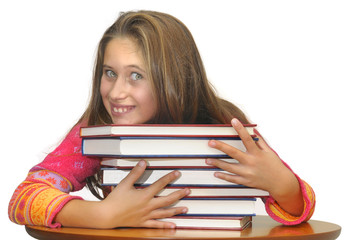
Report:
159,216,252,230
80,123,257,138
82,137,252,158
101,168,244,187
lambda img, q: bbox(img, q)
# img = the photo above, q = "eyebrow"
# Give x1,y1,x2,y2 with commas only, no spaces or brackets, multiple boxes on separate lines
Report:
103,64,146,74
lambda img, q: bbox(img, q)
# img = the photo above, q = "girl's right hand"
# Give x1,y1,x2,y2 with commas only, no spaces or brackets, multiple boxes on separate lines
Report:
99,160,189,229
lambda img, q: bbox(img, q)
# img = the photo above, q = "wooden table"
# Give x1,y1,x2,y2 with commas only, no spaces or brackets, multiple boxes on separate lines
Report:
25,215,341,240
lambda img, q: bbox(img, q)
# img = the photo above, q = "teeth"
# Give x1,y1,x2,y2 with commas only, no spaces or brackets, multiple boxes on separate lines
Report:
113,107,131,113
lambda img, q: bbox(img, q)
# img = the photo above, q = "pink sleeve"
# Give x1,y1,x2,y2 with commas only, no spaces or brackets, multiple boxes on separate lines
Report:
35,124,101,191
8,124,100,227
264,160,316,225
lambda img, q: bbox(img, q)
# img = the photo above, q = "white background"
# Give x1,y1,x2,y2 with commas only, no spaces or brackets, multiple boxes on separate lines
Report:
1,0,360,239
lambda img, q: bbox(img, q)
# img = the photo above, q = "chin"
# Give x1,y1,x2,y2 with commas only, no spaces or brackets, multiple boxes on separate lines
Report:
111,118,142,125
112,120,133,125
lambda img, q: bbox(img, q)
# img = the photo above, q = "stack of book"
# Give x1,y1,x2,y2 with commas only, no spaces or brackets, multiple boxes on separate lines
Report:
81,124,268,230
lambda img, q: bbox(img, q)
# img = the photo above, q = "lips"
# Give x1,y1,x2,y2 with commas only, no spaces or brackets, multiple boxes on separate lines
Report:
110,104,135,114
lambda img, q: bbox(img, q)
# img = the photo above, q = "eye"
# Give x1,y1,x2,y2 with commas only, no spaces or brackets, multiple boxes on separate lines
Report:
130,72,143,81
105,70,117,79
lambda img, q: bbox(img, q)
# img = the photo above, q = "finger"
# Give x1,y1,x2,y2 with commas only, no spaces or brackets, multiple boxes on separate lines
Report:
149,206,188,220
254,129,272,151
120,160,147,186
151,188,190,209
255,136,270,151
146,170,182,195
205,158,241,173
142,219,176,229
231,118,258,153
208,139,247,163
214,171,248,186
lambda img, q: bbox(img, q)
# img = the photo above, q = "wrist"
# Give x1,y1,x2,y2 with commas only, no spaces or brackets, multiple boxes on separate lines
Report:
96,200,121,229
56,199,112,229
269,168,299,199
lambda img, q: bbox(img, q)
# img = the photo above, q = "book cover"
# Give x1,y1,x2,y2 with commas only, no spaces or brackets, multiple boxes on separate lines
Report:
143,186,269,198
160,216,252,230
101,168,245,187
101,158,239,169
104,185,269,198
82,137,252,158
168,198,256,217
80,123,257,138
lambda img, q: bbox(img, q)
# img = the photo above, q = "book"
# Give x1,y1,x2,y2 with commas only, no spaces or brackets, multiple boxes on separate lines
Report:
167,198,256,217
140,186,269,198
101,158,239,169
159,216,252,230
101,168,245,187
80,123,257,138
105,185,269,198
82,137,252,158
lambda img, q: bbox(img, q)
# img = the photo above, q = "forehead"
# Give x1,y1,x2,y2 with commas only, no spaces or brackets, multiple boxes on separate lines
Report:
104,37,145,66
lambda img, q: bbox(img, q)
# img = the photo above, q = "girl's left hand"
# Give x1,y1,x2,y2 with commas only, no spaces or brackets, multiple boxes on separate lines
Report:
206,118,304,216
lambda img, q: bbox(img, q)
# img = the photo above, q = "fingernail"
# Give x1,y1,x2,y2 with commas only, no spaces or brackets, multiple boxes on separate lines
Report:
174,170,180,177
231,118,240,126
182,207,188,213
209,140,216,147
138,160,145,167
206,158,213,165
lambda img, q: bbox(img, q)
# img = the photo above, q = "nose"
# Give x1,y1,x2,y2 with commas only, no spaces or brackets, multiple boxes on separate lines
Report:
109,78,129,101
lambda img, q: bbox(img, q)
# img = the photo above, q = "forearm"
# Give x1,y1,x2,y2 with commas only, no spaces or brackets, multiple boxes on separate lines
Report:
263,144,315,224
55,199,110,229
9,123,102,227
8,180,81,227
9,179,107,229
268,168,304,216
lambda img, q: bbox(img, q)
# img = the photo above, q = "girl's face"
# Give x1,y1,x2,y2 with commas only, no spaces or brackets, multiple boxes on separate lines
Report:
100,37,157,124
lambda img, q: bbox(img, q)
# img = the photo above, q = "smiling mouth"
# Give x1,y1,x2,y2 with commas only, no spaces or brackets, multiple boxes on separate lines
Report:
112,106,135,113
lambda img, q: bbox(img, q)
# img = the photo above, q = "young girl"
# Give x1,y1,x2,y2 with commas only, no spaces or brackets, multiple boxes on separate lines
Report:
8,10,315,229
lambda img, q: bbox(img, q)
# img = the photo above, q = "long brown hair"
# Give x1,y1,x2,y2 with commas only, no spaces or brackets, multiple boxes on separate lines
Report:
81,10,250,198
